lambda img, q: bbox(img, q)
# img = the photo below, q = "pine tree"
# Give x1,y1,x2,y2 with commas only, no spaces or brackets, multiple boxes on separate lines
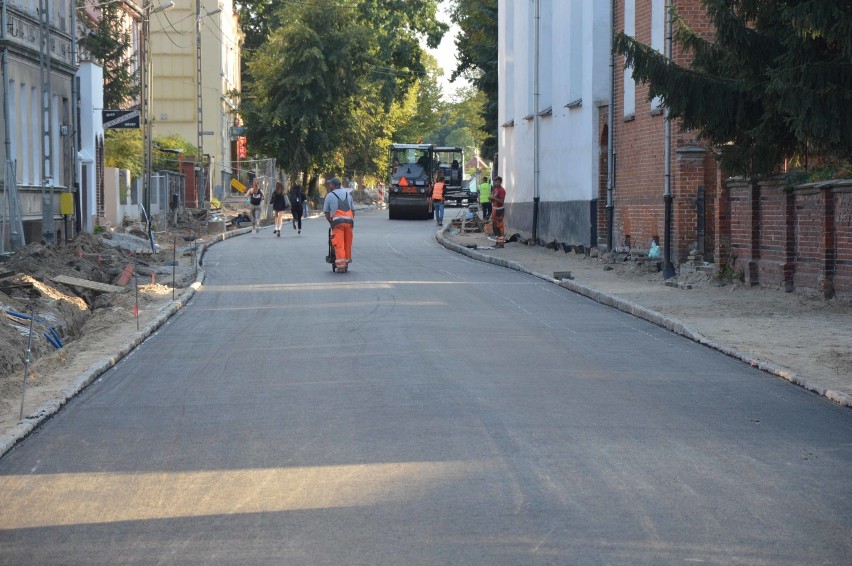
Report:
614,0,852,177
77,3,139,110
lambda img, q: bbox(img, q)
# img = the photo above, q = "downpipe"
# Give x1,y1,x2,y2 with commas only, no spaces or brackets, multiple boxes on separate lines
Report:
662,1,676,279
606,0,616,251
532,0,541,243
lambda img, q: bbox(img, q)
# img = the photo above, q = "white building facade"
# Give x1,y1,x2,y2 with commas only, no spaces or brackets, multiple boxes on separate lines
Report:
498,0,611,246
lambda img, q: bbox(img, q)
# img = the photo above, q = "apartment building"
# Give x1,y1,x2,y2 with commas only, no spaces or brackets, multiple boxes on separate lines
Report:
0,0,77,249
149,0,241,204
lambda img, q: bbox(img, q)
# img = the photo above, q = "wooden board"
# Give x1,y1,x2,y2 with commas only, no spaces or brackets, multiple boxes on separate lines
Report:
52,275,125,293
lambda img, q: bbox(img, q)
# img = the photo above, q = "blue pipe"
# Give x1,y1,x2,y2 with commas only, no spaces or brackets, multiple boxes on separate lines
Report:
4,309,63,348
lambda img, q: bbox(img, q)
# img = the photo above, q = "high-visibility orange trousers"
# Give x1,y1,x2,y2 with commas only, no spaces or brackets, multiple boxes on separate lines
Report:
332,223,353,269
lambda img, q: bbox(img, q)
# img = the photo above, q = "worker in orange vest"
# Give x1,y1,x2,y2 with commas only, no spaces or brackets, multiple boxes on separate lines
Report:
323,178,355,272
433,171,446,227
490,176,506,247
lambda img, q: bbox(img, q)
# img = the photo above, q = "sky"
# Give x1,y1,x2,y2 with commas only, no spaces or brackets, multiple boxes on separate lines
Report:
426,2,469,99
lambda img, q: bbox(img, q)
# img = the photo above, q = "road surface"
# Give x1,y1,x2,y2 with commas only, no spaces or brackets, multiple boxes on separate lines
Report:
1,209,850,564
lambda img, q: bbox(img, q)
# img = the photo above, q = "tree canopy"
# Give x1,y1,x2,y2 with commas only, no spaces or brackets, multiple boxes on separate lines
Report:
77,2,139,110
240,0,447,185
449,0,498,160
614,0,852,177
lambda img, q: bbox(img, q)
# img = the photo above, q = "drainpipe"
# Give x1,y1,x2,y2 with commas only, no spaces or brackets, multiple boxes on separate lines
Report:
663,1,675,279
532,0,541,243
606,0,615,251
1,1,9,253
70,0,79,240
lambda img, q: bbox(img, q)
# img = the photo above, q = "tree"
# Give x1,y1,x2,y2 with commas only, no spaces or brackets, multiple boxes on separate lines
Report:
77,2,139,109
391,54,446,143
104,131,194,178
449,0,498,159
614,0,852,177
241,0,446,184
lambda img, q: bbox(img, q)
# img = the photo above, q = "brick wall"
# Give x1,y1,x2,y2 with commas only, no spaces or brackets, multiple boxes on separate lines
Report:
611,0,718,260
719,179,852,299
836,190,852,297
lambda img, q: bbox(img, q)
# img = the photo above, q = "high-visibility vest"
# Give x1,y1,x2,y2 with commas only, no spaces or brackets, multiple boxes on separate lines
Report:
433,181,445,201
330,190,354,226
479,182,491,203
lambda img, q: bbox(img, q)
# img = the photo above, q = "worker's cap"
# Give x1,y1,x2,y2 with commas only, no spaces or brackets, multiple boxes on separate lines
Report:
328,177,341,187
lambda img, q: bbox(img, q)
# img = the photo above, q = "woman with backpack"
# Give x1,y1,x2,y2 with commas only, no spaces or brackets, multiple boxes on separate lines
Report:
270,181,290,237
289,184,305,234
247,179,264,233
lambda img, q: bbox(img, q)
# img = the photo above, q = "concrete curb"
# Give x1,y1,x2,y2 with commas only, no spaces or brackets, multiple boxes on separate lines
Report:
437,231,851,408
0,215,373,457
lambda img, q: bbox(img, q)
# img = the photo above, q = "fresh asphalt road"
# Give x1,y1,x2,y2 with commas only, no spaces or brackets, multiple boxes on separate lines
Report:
1,209,850,564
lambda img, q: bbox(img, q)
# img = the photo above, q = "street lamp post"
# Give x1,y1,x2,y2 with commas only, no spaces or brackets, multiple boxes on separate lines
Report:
196,2,221,208
141,0,174,231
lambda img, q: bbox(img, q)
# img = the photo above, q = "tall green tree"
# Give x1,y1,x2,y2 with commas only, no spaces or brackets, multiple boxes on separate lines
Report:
77,2,139,109
242,0,446,184
391,54,446,143
614,0,852,176
449,0,497,159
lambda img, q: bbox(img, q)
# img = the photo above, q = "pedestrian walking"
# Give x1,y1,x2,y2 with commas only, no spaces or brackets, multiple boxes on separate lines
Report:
290,184,305,234
323,177,355,273
433,171,446,227
478,177,492,221
270,181,290,237
490,176,506,246
247,179,264,233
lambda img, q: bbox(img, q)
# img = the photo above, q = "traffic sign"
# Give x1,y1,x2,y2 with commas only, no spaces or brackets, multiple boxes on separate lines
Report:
103,109,140,129
229,126,246,137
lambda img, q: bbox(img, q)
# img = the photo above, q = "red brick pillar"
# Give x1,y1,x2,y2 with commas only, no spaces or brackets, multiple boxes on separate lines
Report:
781,188,796,292
726,178,759,285
715,177,731,271
818,184,836,298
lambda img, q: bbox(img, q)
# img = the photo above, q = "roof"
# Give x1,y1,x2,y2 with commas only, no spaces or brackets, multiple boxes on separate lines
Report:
390,143,434,150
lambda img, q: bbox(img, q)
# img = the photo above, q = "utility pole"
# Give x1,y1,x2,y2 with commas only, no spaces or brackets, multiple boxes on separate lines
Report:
196,2,221,207
195,0,204,208
142,1,174,228
38,0,55,244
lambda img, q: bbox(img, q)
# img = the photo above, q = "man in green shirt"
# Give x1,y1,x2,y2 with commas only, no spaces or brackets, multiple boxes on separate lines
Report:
478,177,492,221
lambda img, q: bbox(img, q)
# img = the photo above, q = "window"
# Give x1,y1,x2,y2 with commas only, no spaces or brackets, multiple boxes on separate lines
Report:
623,0,636,118
540,0,552,111
650,0,665,111
568,0,583,104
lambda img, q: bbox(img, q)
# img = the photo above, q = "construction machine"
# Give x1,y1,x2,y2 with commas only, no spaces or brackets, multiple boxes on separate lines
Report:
387,143,436,220
432,146,468,206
